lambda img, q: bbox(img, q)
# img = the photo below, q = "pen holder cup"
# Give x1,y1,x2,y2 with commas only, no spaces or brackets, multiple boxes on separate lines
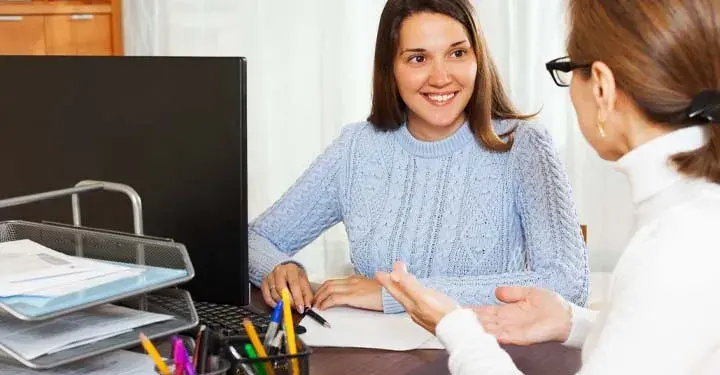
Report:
156,357,231,375
232,338,312,375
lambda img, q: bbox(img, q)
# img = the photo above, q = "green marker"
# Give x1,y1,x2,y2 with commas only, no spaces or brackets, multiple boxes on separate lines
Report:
245,343,267,375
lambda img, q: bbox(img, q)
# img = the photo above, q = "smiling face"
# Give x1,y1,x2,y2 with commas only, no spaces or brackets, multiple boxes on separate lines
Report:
394,12,478,141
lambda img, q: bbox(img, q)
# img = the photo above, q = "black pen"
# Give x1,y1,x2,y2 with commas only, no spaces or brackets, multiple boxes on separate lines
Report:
267,331,284,356
304,308,332,328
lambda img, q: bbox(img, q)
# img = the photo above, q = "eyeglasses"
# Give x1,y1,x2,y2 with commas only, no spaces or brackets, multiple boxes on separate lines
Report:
545,56,591,87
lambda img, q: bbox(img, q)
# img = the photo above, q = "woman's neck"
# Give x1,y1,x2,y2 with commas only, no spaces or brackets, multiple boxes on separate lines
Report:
407,113,467,141
613,116,672,160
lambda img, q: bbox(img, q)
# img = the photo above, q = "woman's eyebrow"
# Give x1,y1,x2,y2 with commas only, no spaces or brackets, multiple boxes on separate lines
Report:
400,40,469,54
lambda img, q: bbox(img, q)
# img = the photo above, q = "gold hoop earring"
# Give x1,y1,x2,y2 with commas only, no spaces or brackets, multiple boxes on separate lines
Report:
597,119,607,138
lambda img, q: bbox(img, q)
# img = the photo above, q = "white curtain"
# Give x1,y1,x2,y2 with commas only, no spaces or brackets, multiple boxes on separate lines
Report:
123,0,633,282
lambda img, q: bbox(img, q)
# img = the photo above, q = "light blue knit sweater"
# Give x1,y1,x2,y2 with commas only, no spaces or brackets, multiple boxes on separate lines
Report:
248,120,589,313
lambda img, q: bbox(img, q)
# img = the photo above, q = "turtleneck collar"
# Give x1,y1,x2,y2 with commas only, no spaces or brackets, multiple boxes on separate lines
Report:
613,125,708,205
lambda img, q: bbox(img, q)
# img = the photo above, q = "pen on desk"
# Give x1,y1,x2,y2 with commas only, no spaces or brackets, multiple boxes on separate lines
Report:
281,289,300,375
263,301,283,348
244,343,267,375
304,308,332,328
139,333,171,375
242,319,275,375
229,345,257,375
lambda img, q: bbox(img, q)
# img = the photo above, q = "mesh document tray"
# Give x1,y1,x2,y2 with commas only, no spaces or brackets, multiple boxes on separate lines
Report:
0,287,199,369
0,220,195,321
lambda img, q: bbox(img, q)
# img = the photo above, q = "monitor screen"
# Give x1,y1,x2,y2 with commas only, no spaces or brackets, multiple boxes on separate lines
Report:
0,55,249,306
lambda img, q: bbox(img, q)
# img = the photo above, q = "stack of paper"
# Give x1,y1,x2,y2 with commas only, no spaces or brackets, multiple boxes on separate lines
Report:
0,304,173,360
0,350,156,375
299,307,444,351
0,240,143,298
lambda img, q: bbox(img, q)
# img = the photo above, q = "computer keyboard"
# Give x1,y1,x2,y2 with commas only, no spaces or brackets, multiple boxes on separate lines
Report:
194,301,271,339
146,293,306,341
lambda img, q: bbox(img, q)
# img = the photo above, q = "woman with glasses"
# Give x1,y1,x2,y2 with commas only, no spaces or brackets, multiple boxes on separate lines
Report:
250,0,588,316
377,0,720,373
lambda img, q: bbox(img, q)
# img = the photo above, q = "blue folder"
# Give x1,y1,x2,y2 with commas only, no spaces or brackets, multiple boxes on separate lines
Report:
0,262,189,320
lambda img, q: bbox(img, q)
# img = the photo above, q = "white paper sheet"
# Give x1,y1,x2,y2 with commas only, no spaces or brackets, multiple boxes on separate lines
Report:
299,307,444,351
46,330,133,355
0,304,173,360
0,240,133,298
0,240,92,283
0,350,156,375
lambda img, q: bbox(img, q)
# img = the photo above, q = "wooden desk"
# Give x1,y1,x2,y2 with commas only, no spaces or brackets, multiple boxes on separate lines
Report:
250,288,581,375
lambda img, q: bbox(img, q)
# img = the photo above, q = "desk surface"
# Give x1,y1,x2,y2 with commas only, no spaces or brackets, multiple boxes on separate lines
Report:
250,288,581,375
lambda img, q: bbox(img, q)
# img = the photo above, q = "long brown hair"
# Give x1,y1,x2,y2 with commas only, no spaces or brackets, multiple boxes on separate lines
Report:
367,0,532,152
568,0,720,183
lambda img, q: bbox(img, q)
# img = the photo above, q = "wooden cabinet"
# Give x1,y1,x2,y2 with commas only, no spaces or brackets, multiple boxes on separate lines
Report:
45,13,112,55
0,15,45,55
0,0,122,56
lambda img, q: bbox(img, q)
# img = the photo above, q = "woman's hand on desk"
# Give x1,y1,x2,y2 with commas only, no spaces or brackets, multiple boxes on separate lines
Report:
261,263,313,314
473,286,572,346
313,275,383,311
375,262,459,334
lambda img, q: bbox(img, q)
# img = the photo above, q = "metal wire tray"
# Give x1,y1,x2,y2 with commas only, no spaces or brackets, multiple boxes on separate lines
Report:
0,220,195,321
0,287,199,369
0,180,199,369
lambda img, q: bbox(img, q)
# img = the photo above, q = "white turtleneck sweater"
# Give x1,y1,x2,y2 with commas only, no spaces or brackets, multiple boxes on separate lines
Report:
434,125,720,374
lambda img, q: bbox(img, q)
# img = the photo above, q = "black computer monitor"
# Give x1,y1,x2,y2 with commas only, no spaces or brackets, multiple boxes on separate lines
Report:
0,55,250,307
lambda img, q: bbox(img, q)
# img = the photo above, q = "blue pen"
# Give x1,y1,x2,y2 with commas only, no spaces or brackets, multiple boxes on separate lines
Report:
263,301,283,348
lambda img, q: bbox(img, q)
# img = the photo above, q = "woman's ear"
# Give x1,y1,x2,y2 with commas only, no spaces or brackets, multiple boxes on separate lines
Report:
590,61,617,123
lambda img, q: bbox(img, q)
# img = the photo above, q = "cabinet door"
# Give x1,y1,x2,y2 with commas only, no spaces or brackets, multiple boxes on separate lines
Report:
0,15,46,55
45,14,112,55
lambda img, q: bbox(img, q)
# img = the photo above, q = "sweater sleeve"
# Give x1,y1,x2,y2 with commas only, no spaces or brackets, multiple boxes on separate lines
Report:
248,124,359,286
435,308,523,375
382,124,590,313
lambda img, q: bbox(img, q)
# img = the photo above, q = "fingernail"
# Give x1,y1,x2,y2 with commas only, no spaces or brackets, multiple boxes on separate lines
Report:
390,272,400,282
298,305,305,314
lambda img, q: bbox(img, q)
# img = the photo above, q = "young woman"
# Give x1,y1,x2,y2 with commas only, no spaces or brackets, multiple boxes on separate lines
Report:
377,0,720,373
250,0,588,315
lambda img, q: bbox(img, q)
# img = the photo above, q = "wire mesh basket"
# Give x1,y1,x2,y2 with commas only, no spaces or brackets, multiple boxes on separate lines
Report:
0,288,199,369
0,220,194,321
0,181,200,369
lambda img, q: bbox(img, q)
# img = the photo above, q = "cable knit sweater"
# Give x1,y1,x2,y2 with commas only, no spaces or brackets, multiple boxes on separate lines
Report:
248,120,589,313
